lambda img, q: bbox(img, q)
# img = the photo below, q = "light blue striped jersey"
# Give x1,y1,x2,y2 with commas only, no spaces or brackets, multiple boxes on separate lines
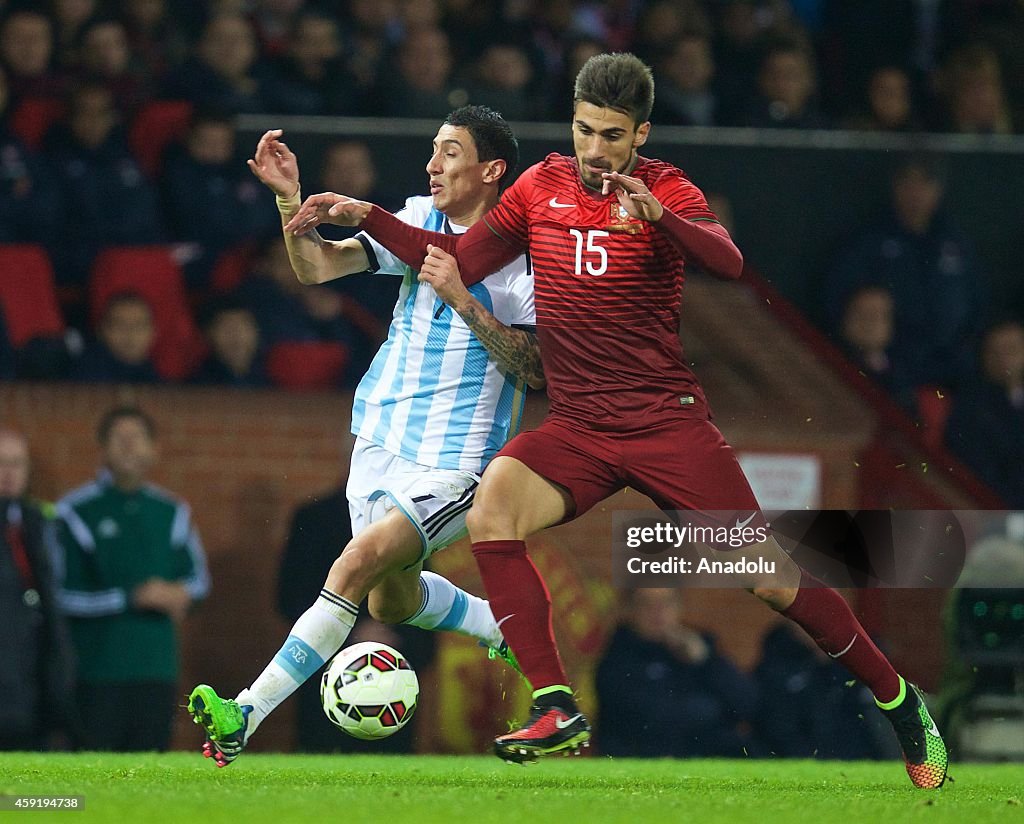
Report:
351,196,535,474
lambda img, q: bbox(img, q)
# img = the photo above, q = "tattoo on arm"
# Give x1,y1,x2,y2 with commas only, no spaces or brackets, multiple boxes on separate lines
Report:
456,298,545,389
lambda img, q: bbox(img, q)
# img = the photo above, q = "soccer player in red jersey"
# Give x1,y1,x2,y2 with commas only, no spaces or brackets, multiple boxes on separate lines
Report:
285,54,947,788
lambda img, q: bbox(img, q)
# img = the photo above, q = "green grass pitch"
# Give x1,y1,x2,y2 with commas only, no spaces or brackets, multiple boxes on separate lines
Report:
2,753,1021,823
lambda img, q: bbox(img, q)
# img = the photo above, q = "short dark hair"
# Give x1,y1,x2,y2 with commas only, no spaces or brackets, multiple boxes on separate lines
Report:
444,105,519,185
573,52,655,126
189,107,234,134
97,405,157,444
199,296,256,329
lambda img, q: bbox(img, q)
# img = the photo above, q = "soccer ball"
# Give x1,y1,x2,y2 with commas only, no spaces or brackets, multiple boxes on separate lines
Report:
320,642,419,740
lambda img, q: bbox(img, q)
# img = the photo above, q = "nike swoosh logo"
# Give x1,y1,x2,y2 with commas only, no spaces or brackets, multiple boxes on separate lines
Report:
827,635,857,658
496,614,515,630
927,719,940,737
734,512,757,529
555,713,583,730
548,197,575,209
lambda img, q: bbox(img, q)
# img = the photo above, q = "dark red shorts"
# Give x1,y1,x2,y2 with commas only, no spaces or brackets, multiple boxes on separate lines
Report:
497,413,760,520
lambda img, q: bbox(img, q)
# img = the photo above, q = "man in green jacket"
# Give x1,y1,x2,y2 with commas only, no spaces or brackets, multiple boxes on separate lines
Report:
56,406,210,751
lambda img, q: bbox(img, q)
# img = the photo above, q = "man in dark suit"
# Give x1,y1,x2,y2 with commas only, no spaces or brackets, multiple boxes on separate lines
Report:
0,429,78,750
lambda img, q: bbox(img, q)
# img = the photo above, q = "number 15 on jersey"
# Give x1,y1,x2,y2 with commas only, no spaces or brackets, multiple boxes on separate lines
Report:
569,229,609,277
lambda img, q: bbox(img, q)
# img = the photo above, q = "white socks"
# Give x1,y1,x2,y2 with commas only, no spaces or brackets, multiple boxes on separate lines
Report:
403,571,504,650
237,589,358,739
236,574,503,744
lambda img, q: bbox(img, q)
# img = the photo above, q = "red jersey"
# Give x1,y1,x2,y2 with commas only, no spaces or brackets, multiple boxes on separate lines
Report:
483,153,719,430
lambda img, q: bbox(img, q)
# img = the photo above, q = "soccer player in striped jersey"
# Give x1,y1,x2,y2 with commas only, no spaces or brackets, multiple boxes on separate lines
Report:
188,106,539,767
287,55,948,788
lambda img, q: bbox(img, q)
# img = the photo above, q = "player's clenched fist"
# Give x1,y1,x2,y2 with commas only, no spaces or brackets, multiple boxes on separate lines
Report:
418,244,471,310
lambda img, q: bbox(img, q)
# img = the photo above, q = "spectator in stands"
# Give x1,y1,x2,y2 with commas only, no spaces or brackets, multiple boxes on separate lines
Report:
77,18,148,114
825,155,987,389
341,0,400,108
0,10,63,102
234,237,370,385
397,0,443,37
263,10,358,116
713,0,774,123
56,406,210,751
633,0,710,66
945,320,1024,506
838,286,916,412
965,1,1024,132
191,298,267,388
653,33,719,127
45,83,164,287
740,39,829,129
820,1,957,120
523,0,579,82
51,0,99,69
548,36,606,120
75,292,160,384
251,0,306,58
314,140,398,329
467,43,536,122
596,588,760,758
441,0,523,69
0,65,59,246
379,28,464,119
162,109,275,287
938,43,1013,135
843,66,920,132
118,0,190,87
754,621,899,760
0,429,78,751
162,13,270,115
276,479,435,752
317,140,388,207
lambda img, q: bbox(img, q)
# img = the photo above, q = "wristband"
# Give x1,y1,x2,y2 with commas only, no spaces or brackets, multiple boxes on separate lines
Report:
276,185,301,215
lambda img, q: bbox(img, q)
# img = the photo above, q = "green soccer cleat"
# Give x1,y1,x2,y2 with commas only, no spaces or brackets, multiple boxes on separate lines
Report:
187,684,251,768
879,679,948,789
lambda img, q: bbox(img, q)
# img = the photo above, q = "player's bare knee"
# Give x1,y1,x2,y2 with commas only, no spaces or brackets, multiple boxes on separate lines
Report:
337,537,389,586
466,498,515,541
366,596,409,625
752,585,798,610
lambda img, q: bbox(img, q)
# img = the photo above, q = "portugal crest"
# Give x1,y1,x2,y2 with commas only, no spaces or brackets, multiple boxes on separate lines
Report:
606,201,645,234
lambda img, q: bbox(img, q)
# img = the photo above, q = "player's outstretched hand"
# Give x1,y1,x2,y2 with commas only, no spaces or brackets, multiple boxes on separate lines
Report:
602,171,664,222
419,244,470,310
282,193,371,235
248,129,299,199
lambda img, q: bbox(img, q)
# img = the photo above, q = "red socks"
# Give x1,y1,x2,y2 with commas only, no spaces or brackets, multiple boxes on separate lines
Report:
782,570,901,703
471,540,569,689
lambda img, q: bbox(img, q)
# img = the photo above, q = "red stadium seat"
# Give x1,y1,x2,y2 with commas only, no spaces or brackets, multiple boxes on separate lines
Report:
0,244,64,345
89,246,205,380
128,100,194,178
916,385,953,450
9,97,65,150
266,342,349,391
209,242,257,294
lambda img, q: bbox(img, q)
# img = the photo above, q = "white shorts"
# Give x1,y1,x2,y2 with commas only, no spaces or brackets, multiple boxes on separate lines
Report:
346,437,480,565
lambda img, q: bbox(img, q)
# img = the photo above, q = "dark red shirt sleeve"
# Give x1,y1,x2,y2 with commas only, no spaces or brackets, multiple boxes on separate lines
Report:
651,168,718,222
359,170,533,286
650,169,743,280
